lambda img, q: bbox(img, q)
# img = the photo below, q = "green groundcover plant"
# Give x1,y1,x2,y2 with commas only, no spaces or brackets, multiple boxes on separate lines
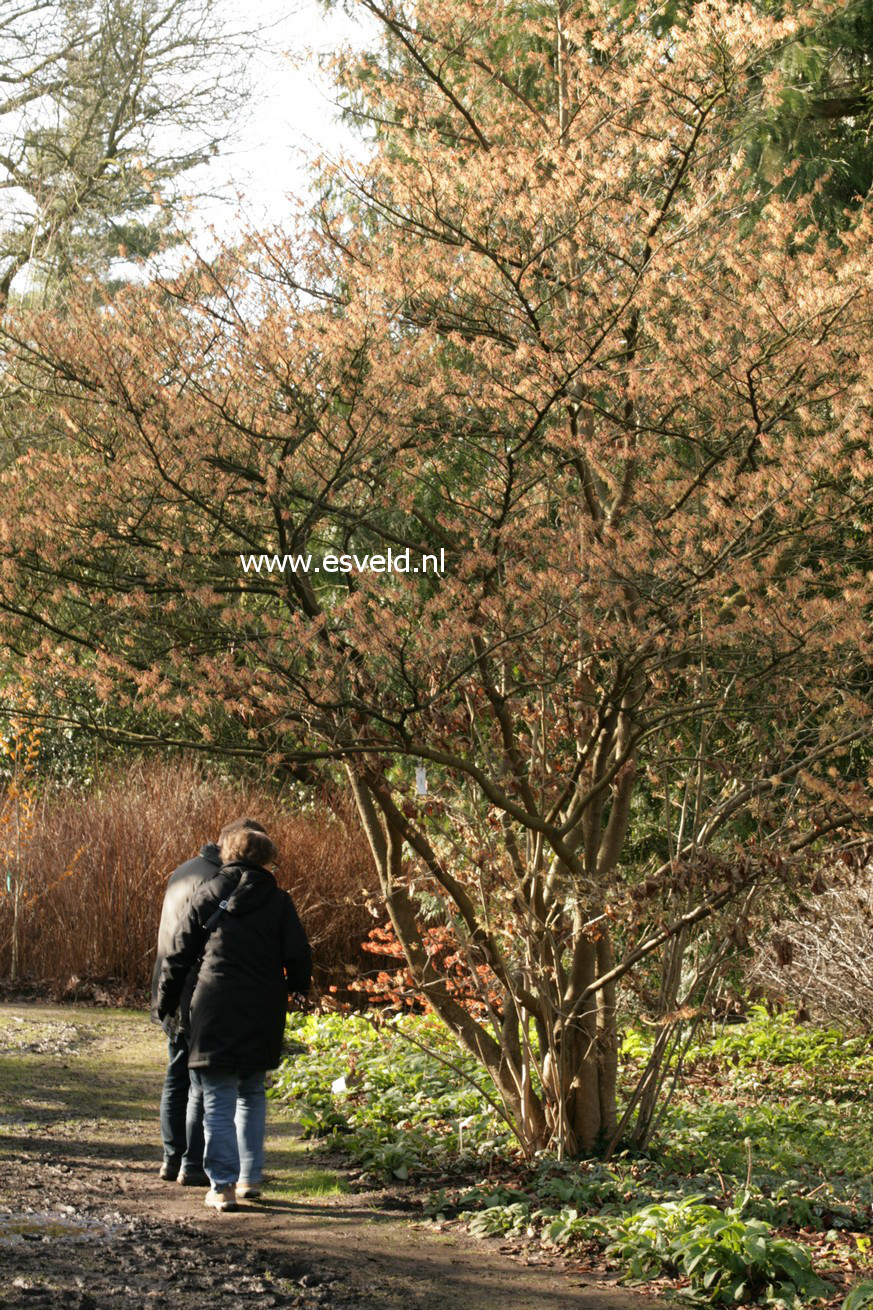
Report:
274,1009,873,1305
272,1012,514,1178
593,1198,829,1306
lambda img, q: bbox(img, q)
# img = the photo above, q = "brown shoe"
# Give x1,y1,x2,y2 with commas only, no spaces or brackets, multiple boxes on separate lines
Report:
178,1168,209,1187
236,1181,262,1199
204,1186,237,1213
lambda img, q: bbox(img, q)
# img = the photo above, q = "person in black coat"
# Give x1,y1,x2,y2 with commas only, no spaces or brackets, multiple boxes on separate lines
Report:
151,817,270,1184
151,839,221,1183
156,822,311,1213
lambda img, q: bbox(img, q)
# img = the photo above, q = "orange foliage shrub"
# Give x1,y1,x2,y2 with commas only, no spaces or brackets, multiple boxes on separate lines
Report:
346,921,502,1019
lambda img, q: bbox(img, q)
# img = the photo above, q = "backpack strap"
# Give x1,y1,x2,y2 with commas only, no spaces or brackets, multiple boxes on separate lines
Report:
203,898,229,933
194,898,231,976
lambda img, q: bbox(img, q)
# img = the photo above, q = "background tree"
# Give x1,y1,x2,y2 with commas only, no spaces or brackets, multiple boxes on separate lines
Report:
334,0,873,224
0,0,870,1155
0,0,252,784
746,0,873,223
0,0,248,304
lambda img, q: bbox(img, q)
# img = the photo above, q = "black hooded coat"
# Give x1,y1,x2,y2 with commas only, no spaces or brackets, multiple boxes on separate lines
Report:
156,861,311,1073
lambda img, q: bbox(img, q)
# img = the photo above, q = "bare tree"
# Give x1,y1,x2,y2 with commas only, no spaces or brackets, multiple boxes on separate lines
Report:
748,855,873,1029
0,0,249,302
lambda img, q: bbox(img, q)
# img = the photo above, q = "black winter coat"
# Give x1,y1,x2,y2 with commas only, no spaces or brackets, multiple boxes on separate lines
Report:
156,861,311,1074
150,843,222,1025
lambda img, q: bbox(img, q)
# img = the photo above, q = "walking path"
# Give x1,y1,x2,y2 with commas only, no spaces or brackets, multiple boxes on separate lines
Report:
0,1004,658,1309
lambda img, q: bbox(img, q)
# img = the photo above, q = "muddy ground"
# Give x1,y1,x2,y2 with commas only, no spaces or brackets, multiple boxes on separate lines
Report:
0,1004,658,1310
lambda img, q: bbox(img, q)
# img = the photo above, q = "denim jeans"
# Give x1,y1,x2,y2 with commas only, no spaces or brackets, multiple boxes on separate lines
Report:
159,1031,205,1170
188,1068,267,1189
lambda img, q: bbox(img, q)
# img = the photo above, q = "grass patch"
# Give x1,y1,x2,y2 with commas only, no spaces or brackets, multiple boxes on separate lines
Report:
277,1166,347,1198
0,1007,163,1136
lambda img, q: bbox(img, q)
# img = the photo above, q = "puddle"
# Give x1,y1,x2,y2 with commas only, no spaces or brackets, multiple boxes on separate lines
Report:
0,1209,109,1244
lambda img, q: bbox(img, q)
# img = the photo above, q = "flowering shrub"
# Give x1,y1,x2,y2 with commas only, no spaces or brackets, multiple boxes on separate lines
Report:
345,922,503,1019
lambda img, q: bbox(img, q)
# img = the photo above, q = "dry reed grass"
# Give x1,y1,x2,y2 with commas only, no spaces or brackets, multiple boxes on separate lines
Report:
0,756,378,998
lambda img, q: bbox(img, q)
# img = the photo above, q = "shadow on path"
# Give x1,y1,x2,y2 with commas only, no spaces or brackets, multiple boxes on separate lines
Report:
0,1002,661,1310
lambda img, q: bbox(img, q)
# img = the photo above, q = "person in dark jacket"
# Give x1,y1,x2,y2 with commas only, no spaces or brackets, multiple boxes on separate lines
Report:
150,817,266,1184
156,822,311,1213
151,841,219,1183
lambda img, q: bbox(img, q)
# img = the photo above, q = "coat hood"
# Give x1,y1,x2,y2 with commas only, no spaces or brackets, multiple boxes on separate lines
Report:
220,862,278,916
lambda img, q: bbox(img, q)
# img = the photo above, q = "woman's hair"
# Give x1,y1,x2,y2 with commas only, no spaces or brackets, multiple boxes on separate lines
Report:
218,821,277,869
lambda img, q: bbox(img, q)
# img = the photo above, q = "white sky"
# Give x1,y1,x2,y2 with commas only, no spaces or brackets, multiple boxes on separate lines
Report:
0,0,375,293
188,0,375,245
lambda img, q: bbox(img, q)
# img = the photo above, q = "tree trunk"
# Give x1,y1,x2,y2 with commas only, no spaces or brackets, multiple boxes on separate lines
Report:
596,934,619,1142
346,765,619,1158
542,931,619,1156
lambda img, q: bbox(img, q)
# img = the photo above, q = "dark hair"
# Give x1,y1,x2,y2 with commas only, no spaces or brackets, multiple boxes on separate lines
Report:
219,824,277,869
218,816,267,842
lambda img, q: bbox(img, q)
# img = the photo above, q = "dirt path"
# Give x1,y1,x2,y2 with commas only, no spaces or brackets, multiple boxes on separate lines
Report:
0,1004,658,1310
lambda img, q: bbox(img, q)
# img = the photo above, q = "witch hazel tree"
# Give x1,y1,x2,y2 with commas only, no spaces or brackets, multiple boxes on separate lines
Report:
0,0,870,1154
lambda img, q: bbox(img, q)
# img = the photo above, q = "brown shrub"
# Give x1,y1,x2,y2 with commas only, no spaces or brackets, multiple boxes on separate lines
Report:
0,756,378,998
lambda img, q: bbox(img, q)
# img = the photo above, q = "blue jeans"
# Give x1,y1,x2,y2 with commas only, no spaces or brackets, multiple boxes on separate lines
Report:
188,1068,266,1189
159,1032,205,1170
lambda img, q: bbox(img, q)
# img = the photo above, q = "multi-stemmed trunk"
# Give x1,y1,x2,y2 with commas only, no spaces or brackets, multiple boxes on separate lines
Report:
348,765,624,1157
